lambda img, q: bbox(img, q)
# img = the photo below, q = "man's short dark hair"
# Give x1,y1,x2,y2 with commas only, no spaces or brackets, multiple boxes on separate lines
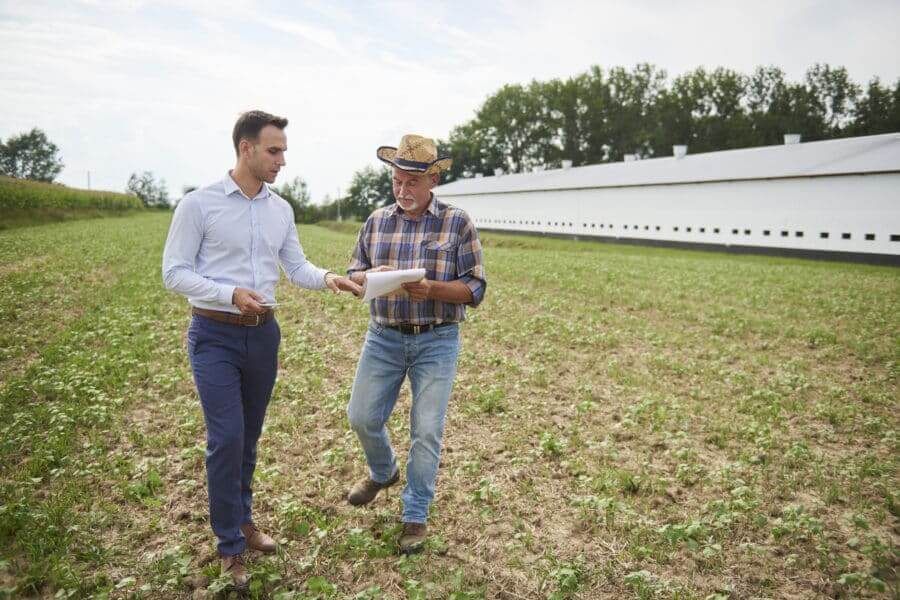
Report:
232,110,288,156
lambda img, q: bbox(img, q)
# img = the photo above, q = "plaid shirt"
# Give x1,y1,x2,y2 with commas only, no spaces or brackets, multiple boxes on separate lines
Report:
348,196,486,325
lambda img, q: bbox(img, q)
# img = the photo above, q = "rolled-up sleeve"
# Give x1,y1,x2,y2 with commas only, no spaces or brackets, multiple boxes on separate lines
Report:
162,195,235,305
347,219,372,276
280,219,328,290
456,219,486,307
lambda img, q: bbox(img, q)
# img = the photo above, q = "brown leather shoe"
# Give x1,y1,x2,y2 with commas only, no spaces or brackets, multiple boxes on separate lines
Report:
399,522,427,555
220,553,248,589
241,522,276,554
347,469,400,506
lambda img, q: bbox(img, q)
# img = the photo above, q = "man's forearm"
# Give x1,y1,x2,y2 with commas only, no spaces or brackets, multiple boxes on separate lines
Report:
428,279,473,304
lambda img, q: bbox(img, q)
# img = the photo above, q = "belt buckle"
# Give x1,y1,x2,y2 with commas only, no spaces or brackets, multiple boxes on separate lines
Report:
412,324,422,335
250,313,261,326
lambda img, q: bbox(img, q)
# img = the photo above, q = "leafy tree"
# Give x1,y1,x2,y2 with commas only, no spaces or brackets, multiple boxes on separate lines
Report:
849,77,900,136
276,176,317,222
0,128,64,182
344,165,392,220
126,171,169,208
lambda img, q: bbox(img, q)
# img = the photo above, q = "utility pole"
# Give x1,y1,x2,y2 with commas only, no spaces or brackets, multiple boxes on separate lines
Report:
336,187,342,222
87,170,91,190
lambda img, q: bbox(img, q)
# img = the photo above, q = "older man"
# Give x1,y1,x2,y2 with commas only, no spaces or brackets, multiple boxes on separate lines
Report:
345,134,486,554
162,110,360,588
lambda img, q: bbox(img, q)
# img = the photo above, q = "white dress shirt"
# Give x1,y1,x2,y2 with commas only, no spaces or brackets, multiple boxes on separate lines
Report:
162,172,327,314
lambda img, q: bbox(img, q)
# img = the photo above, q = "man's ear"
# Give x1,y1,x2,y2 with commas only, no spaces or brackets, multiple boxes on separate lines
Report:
239,138,253,158
429,172,440,187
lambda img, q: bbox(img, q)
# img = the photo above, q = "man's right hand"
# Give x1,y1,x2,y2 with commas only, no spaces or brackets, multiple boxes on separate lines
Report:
232,287,266,315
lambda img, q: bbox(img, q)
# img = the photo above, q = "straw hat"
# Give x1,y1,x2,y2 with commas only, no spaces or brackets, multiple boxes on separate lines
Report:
376,134,452,174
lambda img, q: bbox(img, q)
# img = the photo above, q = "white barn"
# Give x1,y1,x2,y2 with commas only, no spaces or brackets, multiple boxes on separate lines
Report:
435,133,900,265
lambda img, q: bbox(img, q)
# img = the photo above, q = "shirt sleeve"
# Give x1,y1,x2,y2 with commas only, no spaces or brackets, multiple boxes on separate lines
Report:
280,219,328,290
347,218,372,275
455,217,486,307
162,195,235,306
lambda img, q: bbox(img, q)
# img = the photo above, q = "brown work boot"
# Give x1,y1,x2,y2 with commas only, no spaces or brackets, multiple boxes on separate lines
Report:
220,553,248,590
347,469,400,506
399,522,428,555
241,522,276,554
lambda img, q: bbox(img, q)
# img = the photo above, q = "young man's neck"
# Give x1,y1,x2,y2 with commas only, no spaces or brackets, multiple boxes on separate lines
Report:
230,164,264,199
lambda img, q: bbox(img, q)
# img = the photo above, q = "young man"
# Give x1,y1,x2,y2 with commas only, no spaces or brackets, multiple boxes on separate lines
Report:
162,110,360,588
345,134,486,554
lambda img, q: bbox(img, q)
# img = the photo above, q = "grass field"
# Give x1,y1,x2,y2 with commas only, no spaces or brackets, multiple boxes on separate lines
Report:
0,212,897,599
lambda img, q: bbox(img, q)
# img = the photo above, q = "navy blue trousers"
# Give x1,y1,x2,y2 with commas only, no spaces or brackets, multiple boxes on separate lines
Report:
186,314,280,556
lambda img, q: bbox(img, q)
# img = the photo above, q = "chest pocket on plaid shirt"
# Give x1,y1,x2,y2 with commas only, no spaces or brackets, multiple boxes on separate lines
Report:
420,237,457,280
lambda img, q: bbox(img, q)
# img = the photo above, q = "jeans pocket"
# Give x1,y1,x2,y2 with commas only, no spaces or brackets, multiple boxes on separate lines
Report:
433,323,458,339
367,322,384,337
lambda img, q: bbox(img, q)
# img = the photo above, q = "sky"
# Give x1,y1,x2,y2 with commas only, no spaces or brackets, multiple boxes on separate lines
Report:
1,0,898,203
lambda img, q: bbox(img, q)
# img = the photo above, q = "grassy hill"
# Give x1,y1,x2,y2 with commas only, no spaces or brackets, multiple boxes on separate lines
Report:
0,213,896,598
0,176,144,230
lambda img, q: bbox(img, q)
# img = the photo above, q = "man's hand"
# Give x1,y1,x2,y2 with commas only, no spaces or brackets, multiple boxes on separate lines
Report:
232,287,266,315
350,265,395,286
402,279,433,301
325,273,363,296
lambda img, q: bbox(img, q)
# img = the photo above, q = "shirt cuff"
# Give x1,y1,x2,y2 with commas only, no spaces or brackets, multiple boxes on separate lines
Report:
218,284,237,307
461,275,485,307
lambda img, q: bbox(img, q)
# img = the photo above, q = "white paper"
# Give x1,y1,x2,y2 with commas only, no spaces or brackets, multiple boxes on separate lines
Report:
362,268,426,301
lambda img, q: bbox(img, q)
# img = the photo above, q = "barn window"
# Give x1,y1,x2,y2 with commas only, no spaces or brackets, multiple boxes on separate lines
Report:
781,231,789,237
591,223,596,228
644,225,649,230
624,225,629,230
820,232,829,239
569,223,573,227
699,227,705,233
891,235,900,242
686,227,692,232
842,233,851,240
713,228,720,234
865,233,875,241
744,229,751,235
795,231,804,238
732,228,738,234
655,226,661,231
673,226,679,232
763,230,770,236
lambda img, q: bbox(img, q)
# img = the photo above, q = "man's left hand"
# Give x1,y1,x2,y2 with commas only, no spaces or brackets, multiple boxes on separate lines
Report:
402,279,433,301
326,273,363,296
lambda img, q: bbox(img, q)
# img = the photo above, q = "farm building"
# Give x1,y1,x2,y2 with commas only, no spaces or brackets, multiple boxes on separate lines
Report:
435,133,900,265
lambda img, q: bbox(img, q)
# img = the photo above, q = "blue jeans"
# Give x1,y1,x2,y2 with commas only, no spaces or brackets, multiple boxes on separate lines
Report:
187,314,280,556
348,321,460,524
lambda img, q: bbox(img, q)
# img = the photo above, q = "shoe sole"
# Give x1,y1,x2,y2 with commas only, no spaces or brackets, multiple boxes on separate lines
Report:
399,541,425,555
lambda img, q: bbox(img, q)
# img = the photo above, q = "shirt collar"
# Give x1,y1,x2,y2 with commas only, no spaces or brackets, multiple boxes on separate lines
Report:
223,171,270,201
390,193,441,219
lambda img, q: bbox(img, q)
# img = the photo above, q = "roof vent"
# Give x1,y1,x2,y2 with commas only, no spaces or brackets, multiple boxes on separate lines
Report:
561,159,573,170
623,154,637,162
784,133,801,145
493,167,504,177
672,145,687,159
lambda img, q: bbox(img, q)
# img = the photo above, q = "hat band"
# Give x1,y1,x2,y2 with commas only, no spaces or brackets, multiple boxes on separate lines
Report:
393,157,432,171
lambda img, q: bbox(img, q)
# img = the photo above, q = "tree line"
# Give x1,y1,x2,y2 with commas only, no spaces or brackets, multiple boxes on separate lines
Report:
333,63,898,222
4,63,896,220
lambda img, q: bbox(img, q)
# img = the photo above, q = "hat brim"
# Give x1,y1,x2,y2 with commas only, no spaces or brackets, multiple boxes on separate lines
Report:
377,146,452,174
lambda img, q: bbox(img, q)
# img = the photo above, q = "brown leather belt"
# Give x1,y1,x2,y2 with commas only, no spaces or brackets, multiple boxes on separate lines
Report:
192,307,274,327
383,322,455,335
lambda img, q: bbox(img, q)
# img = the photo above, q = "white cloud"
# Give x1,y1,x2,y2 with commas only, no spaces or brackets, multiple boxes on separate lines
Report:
0,0,897,201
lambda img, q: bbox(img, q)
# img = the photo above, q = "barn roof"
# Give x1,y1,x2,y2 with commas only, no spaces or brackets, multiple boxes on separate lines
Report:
435,133,900,197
